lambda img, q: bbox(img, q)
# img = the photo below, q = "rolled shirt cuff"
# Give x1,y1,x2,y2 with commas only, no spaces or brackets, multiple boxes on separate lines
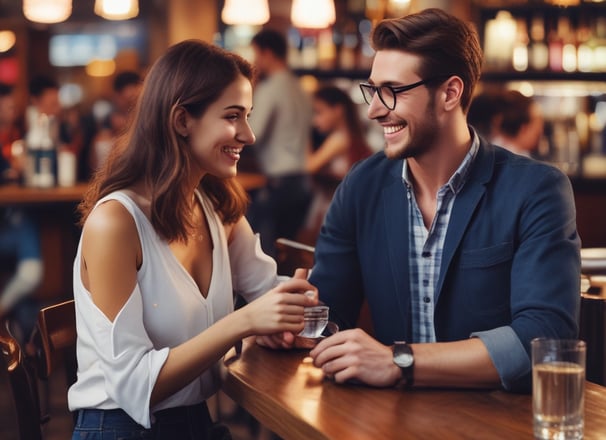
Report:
470,325,530,390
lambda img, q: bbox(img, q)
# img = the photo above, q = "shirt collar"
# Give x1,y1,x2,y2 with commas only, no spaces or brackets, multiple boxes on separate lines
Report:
402,129,480,195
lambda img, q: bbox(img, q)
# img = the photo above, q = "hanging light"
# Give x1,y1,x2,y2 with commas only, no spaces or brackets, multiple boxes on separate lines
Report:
386,0,410,17
0,31,16,53
23,0,72,24
291,0,336,29
221,0,270,26
94,0,139,21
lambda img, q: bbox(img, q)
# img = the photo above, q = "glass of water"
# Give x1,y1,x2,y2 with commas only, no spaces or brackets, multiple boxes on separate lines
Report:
531,338,586,440
299,305,329,338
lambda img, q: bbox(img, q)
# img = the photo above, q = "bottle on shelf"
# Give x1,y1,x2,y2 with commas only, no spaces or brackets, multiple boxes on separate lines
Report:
24,110,57,188
593,16,606,72
483,10,517,71
559,16,577,73
529,14,549,71
512,18,529,72
576,15,594,73
338,18,359,70
547,15,564,72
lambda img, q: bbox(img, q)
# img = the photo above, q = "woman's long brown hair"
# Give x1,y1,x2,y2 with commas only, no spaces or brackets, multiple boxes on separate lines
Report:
79,40,253,243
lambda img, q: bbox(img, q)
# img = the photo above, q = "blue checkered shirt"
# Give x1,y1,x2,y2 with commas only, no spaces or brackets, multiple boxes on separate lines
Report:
403,134,479,343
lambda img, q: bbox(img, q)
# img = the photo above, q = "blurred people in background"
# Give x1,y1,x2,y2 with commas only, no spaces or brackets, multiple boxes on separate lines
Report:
106,70,143,136
28,75,61,123
466,90,501,141
300,85,373,243
491,90,544,158
89,71,143,172
0,83,23,183
468,90,544,158
0,83,43,343
28,75,87,179
247,28,312,256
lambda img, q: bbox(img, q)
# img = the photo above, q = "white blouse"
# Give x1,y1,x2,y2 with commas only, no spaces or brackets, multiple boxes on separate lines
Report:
67,190,280,428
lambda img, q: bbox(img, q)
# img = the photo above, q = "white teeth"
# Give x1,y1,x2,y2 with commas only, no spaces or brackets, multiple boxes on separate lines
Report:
384,125,405,134
222,147,242,154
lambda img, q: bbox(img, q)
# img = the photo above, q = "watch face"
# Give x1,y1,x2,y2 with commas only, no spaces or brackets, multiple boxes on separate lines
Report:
394,352,414,368
393,344,414,368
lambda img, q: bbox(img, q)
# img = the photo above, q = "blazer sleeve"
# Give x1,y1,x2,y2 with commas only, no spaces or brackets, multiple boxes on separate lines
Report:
309,170,366,330
483,165,580,392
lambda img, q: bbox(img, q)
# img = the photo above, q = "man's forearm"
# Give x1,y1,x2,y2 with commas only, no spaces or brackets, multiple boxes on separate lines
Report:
411,338,500,388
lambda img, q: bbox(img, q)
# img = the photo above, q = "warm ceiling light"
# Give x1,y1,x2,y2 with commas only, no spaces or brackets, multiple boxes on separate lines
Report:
291,0,336,29
86,59,116,77
94,0,139,21
545,0,580,4
0,31,16,53
221,0,270,26
387,0,411,17
23,0,72,24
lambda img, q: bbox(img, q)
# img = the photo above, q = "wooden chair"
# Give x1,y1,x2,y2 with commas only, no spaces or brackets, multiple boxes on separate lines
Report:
275,237,315,276
274,238,374,335
0,299,77,440
1,311,42,439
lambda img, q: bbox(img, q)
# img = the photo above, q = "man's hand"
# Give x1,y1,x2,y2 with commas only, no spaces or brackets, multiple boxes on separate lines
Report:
309,328,401,387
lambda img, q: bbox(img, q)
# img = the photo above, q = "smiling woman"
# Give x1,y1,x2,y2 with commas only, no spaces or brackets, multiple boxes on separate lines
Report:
69,40,318,440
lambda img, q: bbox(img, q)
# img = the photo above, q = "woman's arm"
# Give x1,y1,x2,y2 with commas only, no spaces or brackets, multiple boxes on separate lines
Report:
82,202,318,407
306,131,348,174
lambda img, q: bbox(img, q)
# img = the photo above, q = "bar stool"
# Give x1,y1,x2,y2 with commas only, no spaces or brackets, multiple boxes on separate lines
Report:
579,273,606,386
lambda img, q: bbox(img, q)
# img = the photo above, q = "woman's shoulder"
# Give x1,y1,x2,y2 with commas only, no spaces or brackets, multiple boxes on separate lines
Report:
83,199,138,242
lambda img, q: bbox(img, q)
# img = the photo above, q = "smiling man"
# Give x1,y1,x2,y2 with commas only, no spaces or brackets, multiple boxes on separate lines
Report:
304,8,580,392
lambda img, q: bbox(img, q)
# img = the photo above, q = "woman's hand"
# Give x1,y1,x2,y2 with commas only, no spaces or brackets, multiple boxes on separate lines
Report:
241,275,317,337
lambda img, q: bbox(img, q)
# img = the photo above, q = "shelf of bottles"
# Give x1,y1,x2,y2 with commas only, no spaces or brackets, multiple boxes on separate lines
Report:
480,3,606,76
478,2,606,178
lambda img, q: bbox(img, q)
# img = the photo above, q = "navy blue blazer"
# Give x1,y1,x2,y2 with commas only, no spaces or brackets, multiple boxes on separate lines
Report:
309,138,581,391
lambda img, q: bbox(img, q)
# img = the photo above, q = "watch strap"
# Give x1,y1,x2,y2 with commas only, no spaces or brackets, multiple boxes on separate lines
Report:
393,341,414,389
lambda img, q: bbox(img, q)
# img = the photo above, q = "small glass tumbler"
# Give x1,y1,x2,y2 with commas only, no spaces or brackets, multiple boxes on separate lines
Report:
299,305,329,339
532,338,586,440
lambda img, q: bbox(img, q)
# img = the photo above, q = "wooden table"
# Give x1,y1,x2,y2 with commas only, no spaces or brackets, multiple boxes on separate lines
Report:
0,183,89,206
222,341,606,440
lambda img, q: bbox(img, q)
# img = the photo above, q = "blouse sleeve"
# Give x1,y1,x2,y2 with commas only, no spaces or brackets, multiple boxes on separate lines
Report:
83,285,169,428
228,217,285,302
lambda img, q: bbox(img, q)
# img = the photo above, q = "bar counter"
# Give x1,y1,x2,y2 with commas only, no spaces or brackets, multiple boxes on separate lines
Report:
222,340,606,440
0,173,267,206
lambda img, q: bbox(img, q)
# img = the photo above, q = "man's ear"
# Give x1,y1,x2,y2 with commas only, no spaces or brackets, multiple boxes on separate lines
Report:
443,76,464,112
172,106,190,138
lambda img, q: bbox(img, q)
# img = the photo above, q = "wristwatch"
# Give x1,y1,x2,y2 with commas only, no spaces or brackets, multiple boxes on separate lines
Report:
392,341,414,389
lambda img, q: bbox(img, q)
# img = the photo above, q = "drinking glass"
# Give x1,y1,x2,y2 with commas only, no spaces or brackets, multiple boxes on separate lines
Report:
299,305,329,338
532,338,586,440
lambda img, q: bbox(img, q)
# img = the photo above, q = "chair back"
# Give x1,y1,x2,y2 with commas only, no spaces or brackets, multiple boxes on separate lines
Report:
1,315,43,440
32,299,77,381
275,238,315,275
0,299,77,440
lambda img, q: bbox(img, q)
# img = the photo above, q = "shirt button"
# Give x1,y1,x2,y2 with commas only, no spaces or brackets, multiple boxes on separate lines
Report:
422,251,431,258
423,297,431,303
422,279,429,286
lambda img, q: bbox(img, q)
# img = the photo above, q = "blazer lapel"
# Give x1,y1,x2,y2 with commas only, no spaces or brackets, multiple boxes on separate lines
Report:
435,141,495,302
382,160,411,338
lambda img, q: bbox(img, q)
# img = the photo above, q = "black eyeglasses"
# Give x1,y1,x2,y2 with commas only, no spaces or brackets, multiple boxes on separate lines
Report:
359,76,451,110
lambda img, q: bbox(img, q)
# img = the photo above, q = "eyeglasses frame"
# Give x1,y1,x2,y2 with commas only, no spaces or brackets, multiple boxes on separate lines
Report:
359,75,453,110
